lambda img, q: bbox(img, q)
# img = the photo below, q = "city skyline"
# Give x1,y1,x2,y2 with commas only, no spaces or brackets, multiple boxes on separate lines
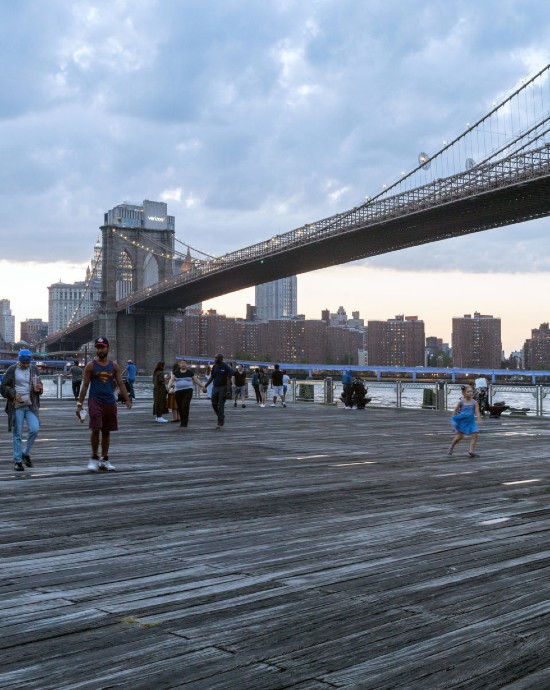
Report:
2,2,550,352
3,266,548,358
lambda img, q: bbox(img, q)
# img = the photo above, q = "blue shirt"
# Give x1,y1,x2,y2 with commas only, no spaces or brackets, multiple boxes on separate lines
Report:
342,370,353,385
126,363,137,380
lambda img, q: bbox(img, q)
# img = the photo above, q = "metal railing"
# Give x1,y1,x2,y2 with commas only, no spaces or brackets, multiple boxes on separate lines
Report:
35,376,550,417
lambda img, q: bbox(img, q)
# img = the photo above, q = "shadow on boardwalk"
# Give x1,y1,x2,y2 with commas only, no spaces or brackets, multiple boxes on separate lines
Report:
2,399,550,689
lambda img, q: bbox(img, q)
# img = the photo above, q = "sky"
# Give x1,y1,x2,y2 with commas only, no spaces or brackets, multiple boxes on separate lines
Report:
1,0,550,353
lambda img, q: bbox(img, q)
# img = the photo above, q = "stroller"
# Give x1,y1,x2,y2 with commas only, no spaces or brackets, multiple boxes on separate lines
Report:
473,386,489,416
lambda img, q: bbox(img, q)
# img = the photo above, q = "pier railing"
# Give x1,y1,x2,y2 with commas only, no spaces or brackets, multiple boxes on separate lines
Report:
37,376,549,417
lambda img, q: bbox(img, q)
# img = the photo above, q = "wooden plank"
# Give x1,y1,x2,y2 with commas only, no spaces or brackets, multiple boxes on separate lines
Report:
3,400,550,687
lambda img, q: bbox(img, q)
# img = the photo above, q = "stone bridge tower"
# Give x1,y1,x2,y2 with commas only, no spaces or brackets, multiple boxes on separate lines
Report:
96,200,179,372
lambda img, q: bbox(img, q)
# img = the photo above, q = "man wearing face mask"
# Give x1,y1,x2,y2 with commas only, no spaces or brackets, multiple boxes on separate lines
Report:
1,349,43,471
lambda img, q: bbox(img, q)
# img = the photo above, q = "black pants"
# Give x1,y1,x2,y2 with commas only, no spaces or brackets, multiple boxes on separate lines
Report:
175,389,193,426
72,381,82,400
252,383,262,403
211,386,228,425
343,383,353,408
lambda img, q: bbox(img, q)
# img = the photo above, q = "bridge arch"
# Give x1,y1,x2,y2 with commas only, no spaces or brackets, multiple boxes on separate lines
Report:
143,253,159,288
116,249,135,300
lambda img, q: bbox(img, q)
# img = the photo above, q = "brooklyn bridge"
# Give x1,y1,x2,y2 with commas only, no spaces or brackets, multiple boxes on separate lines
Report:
43,63,550,369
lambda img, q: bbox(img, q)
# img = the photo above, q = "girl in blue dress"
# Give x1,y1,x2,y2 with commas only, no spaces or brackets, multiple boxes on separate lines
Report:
448,385,481,457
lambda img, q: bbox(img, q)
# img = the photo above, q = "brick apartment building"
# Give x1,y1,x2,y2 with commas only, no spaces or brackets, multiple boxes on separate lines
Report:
367,315,425,366
524,322,550,369
452,312,502,369
176,311,363,364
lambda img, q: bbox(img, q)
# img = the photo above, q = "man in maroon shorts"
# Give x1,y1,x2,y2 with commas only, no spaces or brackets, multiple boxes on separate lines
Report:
76,337,132,472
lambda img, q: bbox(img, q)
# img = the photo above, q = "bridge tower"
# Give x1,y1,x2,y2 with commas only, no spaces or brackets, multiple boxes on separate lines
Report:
97,200,179,371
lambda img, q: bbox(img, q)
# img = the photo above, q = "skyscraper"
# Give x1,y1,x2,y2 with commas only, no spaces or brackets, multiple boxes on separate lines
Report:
255,277,297,321
47,239,102,333
0,299,15,344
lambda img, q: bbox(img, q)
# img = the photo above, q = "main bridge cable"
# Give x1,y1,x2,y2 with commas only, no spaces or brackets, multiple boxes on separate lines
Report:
371,61,550,204
66,247,102,328
174,236,215,259
117,63,550,306
111,228,205,263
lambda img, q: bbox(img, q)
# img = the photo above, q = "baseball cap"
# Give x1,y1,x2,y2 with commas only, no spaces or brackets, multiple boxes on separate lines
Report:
127,359,133,363
95,337,109,347
18,349,32,362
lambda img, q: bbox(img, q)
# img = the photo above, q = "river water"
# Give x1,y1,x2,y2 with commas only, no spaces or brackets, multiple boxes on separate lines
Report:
39,376,547,417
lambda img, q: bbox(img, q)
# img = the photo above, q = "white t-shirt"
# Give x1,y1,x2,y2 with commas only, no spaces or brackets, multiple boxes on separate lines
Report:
15,366,32,403
475,377,488,389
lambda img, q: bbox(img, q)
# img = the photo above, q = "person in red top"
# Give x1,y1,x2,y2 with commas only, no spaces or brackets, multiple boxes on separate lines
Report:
76,337,131,472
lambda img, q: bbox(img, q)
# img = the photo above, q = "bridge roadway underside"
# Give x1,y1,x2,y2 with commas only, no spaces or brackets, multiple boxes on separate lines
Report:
3,400,550,688
138,174,550,310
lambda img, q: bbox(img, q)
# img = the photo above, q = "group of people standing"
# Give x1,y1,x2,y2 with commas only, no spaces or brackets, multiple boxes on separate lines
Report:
151,355,291,429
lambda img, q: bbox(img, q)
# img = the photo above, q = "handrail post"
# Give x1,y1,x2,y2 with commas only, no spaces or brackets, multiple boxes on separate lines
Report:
324,377,333,404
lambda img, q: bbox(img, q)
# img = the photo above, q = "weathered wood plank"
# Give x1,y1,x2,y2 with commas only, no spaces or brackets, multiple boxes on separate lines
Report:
2,400,550,688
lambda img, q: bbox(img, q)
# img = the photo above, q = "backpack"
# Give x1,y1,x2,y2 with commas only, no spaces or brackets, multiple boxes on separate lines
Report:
259,372,269,386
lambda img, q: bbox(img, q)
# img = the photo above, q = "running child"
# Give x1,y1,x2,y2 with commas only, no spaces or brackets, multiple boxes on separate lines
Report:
448,385,481,458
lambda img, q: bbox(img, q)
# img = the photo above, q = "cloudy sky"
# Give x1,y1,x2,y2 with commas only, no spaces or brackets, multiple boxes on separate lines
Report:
1,0,550,352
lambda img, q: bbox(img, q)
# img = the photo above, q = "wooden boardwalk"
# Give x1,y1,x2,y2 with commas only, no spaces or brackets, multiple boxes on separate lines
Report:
2,398,550,689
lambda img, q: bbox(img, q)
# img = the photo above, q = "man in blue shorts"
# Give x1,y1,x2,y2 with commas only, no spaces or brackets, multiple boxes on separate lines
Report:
76,337,131,472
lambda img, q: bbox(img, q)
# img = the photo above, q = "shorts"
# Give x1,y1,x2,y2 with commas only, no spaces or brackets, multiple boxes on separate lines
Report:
272,385,284,397
234,385,246,397
88,397,118,432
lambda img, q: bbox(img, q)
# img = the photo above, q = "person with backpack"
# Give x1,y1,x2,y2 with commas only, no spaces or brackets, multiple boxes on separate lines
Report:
258,367,269,408
1,349,43,471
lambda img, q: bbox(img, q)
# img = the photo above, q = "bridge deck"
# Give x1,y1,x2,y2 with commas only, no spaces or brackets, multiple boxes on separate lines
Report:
2,400,550,689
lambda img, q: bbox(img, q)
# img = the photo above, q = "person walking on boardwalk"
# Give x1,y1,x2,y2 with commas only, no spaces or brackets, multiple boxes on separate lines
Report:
122,359,137,400
448,385,481,458
202,353,233,428
152,361,169,423
65,360,83,400
282,370,291,406
1,349,43,471
251,368,262,404
76,337,131,472
232,364,247,408
258,367,269,407
167,359,203,428
270,364,286,407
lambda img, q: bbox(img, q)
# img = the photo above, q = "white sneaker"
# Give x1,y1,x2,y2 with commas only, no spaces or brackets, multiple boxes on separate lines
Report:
99,459,116,472
282,402,286,407
260,403,265,407
87,458,99,472
270,403,276,407
156,417,169,423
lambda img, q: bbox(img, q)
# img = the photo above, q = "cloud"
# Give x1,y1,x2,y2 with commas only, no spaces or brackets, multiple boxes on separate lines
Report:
0,0,549,277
